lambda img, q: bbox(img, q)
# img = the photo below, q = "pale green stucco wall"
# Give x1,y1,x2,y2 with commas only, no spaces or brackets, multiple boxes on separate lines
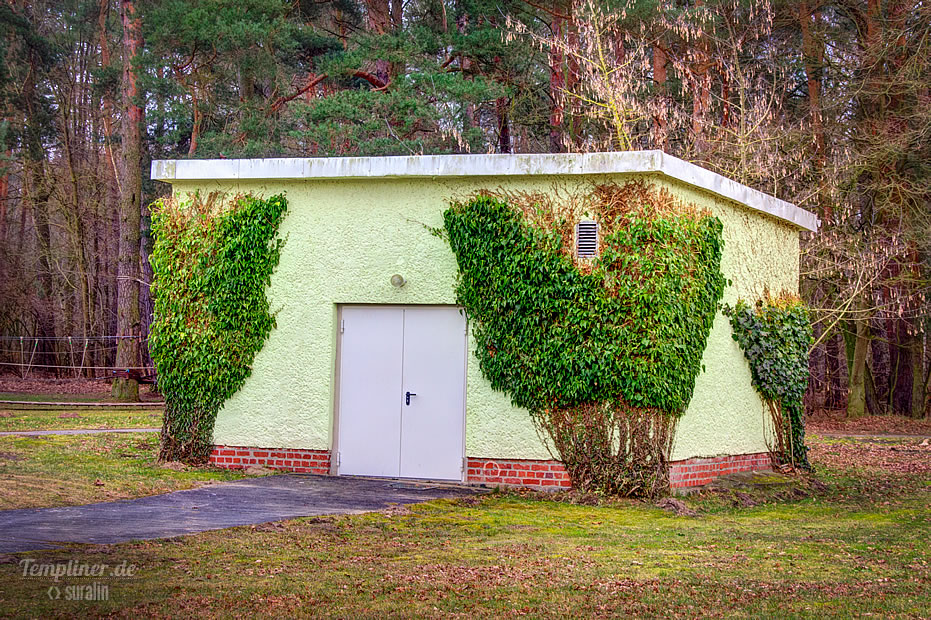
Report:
168,173,799,464
648,176,799,460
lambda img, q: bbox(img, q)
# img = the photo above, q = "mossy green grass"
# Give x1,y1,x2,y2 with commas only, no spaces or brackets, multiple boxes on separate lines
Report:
0,408,162,432
0,432,252,510
0,435,927,617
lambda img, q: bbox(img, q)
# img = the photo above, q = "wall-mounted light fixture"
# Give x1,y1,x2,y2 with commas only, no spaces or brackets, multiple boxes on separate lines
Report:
390,274,406,288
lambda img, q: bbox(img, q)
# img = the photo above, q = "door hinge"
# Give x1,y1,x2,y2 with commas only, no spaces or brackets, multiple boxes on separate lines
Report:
336,451,341,466
340,319,345,334
461,457,467,473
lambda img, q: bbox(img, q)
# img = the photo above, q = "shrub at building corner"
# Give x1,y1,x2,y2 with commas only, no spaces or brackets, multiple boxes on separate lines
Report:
443,183,726,497
149,193,287,463
724,296,813,469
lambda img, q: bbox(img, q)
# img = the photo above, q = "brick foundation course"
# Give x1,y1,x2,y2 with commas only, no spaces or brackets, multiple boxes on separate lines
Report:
209,445,770,490
466,453,771,490
466,458,572,489
668,452,772,488
210,446,330,474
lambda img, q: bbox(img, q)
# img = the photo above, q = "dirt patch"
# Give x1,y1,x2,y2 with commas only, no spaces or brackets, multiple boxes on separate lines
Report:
160,461,189,472
382,503,413,517
244,465,273,475
808,409,931,436
655,497,697,516
0,451,22,461
0,412,14,418
58,412,82,419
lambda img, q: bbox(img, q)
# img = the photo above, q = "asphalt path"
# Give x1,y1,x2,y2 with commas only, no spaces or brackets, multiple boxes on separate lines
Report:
0,474,479,553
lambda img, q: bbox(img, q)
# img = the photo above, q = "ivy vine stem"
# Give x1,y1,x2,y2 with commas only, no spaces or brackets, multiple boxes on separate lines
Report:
724,295,813,470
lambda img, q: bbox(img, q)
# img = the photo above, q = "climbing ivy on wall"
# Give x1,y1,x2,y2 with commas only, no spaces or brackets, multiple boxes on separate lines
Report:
724,296,813,469
149,192,288,463
443,182,726,496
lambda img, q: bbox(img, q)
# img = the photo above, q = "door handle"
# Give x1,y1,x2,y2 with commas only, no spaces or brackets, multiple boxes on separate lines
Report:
405,391,416,405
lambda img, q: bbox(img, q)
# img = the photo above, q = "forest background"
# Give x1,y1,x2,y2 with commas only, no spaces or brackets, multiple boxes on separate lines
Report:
0,0,927,416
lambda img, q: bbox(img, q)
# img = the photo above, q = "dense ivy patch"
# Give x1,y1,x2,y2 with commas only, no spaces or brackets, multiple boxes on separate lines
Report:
149,193,287,463
724,296,813,469
443,184,726,496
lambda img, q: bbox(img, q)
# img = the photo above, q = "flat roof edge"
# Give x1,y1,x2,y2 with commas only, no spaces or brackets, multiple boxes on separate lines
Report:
151,152,819,232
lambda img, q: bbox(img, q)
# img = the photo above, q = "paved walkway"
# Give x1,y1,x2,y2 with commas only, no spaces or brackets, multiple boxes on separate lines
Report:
0,427,160,436
0,474,478,553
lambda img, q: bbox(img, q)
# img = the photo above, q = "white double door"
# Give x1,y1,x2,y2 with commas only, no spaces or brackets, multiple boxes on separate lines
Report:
336,306,467,481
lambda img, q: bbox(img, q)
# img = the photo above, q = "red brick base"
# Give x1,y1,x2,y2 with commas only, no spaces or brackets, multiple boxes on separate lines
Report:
209,446,330,474
209,445,770,490
466,458,572,488
465,453,772,490
669,452,771,488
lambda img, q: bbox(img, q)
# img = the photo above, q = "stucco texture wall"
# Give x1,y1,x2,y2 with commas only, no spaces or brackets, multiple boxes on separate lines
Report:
648,175,800,460
168,173,799,464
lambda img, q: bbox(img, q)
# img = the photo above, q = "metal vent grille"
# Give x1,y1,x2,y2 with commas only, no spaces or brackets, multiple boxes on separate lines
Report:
576,220,598,258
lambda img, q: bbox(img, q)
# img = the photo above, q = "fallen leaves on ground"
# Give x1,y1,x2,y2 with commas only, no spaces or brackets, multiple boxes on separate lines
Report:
0,372,161,400
808,409,931,436
808,436,931,474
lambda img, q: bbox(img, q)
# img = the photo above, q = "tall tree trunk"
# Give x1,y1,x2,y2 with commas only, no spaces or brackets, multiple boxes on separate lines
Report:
565,3,580,150
496,96,511,153
897,323,925,418
365,0,391,83
910,337,925,419
23,42,56,367
188,85,201,156
60,103,94,350
98,0,119,373
691,64,711,155
652,42,668,150
798,0,829,220
0,162,8,243
113,0,143,401
923,332,931,419
98,0,121,194
689,0,711,155
845,318,871,419
825,330,843,408
548,10,565,153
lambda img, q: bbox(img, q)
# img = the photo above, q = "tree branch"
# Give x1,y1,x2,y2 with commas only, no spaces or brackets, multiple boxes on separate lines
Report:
269,73,328,112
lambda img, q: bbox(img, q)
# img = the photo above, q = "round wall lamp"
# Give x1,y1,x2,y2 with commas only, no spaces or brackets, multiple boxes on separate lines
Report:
390,274,407,288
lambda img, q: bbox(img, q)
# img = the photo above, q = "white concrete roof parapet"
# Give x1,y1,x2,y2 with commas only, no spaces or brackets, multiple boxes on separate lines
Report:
151,151,819,232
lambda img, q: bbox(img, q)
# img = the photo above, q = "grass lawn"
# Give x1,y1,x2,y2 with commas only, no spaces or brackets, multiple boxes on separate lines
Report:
0,391,162,404
0,407,162,432
0,434,928,617
0,432,252,510
0,392,112,403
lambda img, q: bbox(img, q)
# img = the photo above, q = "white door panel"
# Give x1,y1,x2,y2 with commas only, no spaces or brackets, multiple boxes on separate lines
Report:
337,307,404,477
400,307,467,480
